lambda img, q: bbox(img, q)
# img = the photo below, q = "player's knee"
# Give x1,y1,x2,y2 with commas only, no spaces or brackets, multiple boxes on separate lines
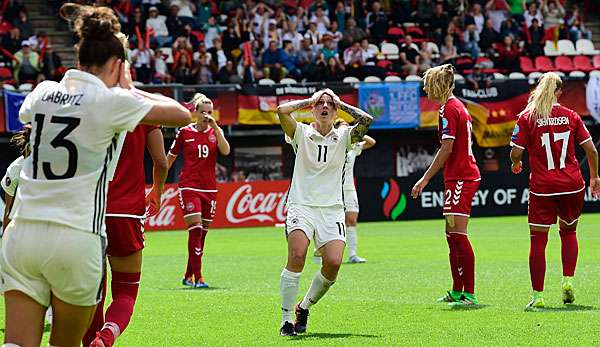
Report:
323,256,343,272
288,249,307,267
345,216,357,226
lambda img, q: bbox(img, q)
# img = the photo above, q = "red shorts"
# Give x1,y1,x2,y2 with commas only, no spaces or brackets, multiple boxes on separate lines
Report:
105,217,145,257
443,180,480,217
528,190,584,227
178,189,217,222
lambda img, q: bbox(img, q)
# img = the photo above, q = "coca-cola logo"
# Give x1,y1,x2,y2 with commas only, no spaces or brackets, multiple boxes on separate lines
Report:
146,187,180,228
226,184,288,224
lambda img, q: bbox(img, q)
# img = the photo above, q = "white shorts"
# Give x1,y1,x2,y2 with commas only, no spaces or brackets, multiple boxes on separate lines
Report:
285,204,346,249
343,189,359,213
0,219,105,307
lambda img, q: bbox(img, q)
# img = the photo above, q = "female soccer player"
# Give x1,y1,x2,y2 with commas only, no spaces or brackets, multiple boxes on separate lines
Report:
0,4,191,346
84,125,168,347
277,89,373,336
168,93,230,288
334,119,376,263
2,125,30,231
510,72,600,310
411,64,481,307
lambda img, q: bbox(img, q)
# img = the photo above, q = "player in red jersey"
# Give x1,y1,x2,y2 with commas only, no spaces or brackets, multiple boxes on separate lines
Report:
167,93,230,288
510,72,600,310
84,125,168,347
412,64,481,306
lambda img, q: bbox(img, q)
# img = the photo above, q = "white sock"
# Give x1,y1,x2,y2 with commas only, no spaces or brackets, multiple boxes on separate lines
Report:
280,268,301,324
300,271,334,310
347,226,357,257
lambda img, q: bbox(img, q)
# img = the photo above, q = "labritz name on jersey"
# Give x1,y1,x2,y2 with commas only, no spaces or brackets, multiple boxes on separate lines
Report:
40,90,84,106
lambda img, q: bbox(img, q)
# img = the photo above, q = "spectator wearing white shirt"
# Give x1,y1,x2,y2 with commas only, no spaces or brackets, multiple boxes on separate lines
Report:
283,21,304,52
208,37,227,70
131,41,154,84
153,49,173,83
304,22,321,48
325,21,343,51
170,0,196,19
309,7,330,36
202,16,222,49
146,6,171,47
523,2,543,28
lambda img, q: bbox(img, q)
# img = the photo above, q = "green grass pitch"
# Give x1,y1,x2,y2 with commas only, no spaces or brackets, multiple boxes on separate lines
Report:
4,214,600,346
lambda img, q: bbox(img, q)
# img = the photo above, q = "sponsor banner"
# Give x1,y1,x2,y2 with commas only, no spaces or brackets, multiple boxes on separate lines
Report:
238,84,357,125
358,82,420,129
3,90,25,133
145,180,290,231
358,173,600,222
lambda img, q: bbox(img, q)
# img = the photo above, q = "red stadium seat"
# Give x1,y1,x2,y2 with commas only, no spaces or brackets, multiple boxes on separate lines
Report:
554,56,575,73
406,26,424,39
0,67,13,80
387,27,405,37
377,60,393,70
593,55,600,69
573,55,594,72
534,56,554,72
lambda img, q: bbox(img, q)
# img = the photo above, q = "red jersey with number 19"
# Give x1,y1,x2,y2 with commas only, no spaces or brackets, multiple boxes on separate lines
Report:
510,103,591,196
438,96,480,182
168,124,218,191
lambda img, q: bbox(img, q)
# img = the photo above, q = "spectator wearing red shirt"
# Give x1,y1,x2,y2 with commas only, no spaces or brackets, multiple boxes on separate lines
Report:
496,35,520,72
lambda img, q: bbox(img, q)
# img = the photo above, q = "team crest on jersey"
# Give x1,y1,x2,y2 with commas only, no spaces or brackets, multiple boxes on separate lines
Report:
332,136,338,142
208,134,217,143
4,176,10,187
186,202,195,211
290,217,299,225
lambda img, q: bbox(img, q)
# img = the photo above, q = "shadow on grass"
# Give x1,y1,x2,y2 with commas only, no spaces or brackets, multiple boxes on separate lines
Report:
292,332,380,340
443,304,490,311
177,286,227,291
529,305,595,312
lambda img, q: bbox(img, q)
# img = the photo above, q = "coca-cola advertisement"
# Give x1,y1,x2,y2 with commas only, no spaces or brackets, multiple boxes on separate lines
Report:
145,180,290,231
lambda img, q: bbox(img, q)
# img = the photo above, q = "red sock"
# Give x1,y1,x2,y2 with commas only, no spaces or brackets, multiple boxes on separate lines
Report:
452,233,475,294
187,224,203,282
529,231,548,292
82,273,107,346
559,228,578,276
445,232,462,292
198,228,209,281
100,271,141,347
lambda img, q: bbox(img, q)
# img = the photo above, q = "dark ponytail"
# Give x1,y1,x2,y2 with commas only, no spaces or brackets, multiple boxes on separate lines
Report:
60,3,127,69
10,124,32,157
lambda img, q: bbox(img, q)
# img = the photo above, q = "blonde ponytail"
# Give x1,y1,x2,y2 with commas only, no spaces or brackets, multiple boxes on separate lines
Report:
524,72,562,121
190,93,213,110
423,64,455,103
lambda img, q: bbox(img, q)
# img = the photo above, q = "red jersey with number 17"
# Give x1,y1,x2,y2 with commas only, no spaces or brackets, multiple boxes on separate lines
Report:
106,125,157,217
510,103,591,196
168,124,218,191
438,96,480,182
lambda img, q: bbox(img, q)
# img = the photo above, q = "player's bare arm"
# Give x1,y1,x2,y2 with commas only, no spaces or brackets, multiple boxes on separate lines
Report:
581,140,600,196
205,115,231,155
2,193,13,231
510,147,524,174
411,139,454,198
276,98,315,138
362,135,376,150
146,128,169,215
337,101,374,144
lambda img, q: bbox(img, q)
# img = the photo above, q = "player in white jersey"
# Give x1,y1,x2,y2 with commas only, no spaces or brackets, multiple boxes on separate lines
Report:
277,89,373,336
334,120,376,263
0,4,191,347
2,125,30,232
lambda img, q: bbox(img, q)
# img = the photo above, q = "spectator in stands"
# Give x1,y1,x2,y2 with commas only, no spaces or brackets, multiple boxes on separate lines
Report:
361,38,377,65
281,40,301,79
333,1,350,33
153,49,172,83
569,18,592,41
127,6,147,43
12,10,33,42
251,3,274,37
399,35,422,76
446,17,463,46
196,0,213,28
193,41,212,66
463,24,481,58
321,56,344,81
113,0,134,26
264,19,282,48
366,1,388,44
415,0,435,27
141,0,164,15
208,37,227,71
496,35,520,72
326,21,343,51
429,3,449,47
291,6,309,33
41,45,64,82
465,3,485,34
193,51,213,83
262,40,286,81
310,6,330,36
283,21,304,52
296,37,318,79
170,0,196,26
541,0,565,28
479,18,500,55
343,40,365,78
523,2,543,28
304,21,321,47
222,23,242,58
527,18,545,57
203,16,222,49
467,64,493,90
14,40,42,84
0,13,17,50
146,6,171,47
273,7,289,28
309,0,330,17
341,17,367,50
131,41,154,84
234,7,253,42
507,0,526,23
500,17,521,40
166,4,185,38
486,0,510,32
216,60,241,83
440,34,459,63
419,41,434,71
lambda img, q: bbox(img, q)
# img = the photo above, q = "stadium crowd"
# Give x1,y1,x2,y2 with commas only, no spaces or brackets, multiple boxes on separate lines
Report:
0,0,597,86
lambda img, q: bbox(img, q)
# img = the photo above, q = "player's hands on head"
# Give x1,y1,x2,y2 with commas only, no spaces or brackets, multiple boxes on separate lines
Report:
591,177,600,198
145,186,162,217
511,161,523,174
411,176,429,199
119,60,134,90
